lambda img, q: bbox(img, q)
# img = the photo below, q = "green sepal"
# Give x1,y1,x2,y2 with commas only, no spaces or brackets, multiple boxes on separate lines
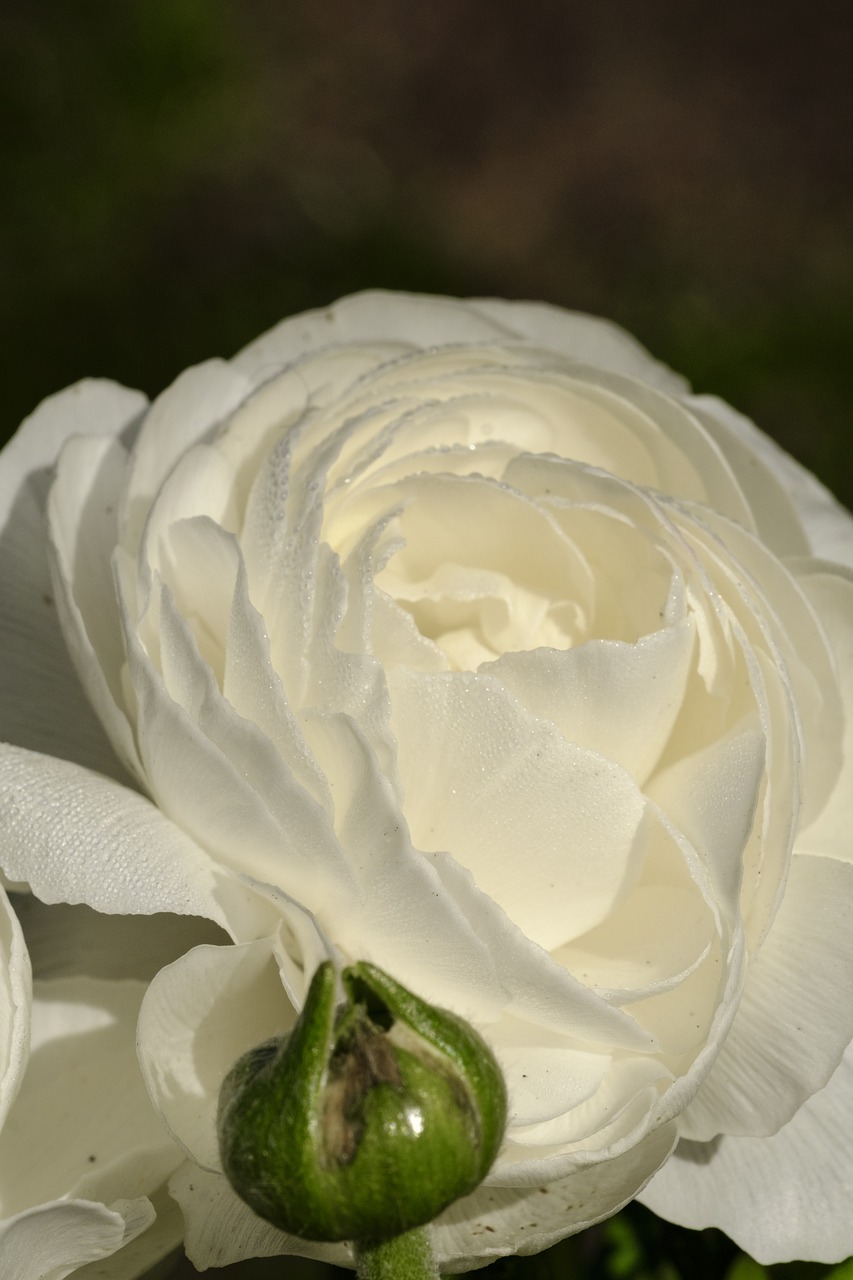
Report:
218,960,507,1244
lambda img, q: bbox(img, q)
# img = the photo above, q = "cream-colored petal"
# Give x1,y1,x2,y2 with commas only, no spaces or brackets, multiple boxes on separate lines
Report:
123,614,355,909
119,360,250,557
0,1198,155,1280
0,746,224,923
137,939,299,1172
391,667,650,949
12,895,227,984
467,296,689,392
488,620,694,786
0,381,144,780
231,291,516,384
795,565,853,863
433,1119,677,1273
692,393,849,565
168,1164,349,1272
640,1037,853,1265
72,1183,184,1280
0,886,30,1129
681,854,853,1141
0,978,180,1218
47,432,141,779
685,396,811,558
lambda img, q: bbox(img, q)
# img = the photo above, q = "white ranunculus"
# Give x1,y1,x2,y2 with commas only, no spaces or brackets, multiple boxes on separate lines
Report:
2,291,853,1272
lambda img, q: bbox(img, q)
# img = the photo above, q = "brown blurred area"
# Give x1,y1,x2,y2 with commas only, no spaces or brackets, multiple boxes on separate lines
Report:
1,0,852,488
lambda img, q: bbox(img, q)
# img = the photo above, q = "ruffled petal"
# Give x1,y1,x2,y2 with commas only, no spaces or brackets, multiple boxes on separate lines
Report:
0,746,225,923
0,1198,155,1280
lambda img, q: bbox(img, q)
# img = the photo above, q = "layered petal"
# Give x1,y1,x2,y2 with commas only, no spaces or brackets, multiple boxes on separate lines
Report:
0,976,183,1279
0,746,225,923
640,1038,853,1264
1,381,145,781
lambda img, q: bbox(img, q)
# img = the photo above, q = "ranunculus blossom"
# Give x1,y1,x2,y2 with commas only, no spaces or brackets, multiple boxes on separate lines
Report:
2,292,853,1274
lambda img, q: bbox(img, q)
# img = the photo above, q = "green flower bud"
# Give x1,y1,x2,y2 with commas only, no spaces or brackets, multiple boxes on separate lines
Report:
218,960,507,1244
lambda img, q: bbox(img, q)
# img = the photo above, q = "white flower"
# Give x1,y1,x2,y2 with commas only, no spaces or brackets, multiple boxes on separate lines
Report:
2,292,853,1272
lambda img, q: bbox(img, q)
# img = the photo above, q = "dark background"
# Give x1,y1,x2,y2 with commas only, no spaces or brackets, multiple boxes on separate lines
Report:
3,4,852,1278
2,0,852,509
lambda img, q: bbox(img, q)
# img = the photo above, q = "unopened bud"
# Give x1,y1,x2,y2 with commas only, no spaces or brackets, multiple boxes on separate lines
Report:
218,960,507,1243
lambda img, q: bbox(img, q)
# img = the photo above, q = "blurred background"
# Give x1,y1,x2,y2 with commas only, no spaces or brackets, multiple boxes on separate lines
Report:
2,0,852,507
3,2,852,1277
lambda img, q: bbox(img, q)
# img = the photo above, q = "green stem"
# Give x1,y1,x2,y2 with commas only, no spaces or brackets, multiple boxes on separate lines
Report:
354,1225,440,1280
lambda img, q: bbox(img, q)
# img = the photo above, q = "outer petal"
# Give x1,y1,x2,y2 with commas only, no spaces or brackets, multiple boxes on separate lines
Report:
0,976,184,1280
0,381,146,781
639,1038,853,1264
468,297,689,393
0,1198,155,1280
232,291,688,397
137,939,304,1172
11,895,227,984
434,1120,677,1273
692,393,853,567
165,1117,677,1274
795,565,853,863
680,855,853,1140
0,885,30,1129
0,745,225,924
168,1164,349,1272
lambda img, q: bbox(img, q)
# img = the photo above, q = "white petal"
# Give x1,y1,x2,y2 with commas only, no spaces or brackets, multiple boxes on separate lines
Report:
425,851,655,1053
0,886,30,1129
640,1037,853,1264
119,360,251,556
0,1198,155,1280
297,709,507,1022
123,605,355,908
795,565,853,863
0,381,144,780
47,432,141,779
686,396,811,557
390,667,650,948
72,1183,184,1280
0,978,180,1218
646,723,766,921
488,621,694,786
433,1120,677,1272
168,1118,676,1274
468,297,690,392
0,745,225,923
137,939,299,1172
681,854,853,1140
231,291,517,384
692,393,852,566
12,895,227,984
168,1164,349,1272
